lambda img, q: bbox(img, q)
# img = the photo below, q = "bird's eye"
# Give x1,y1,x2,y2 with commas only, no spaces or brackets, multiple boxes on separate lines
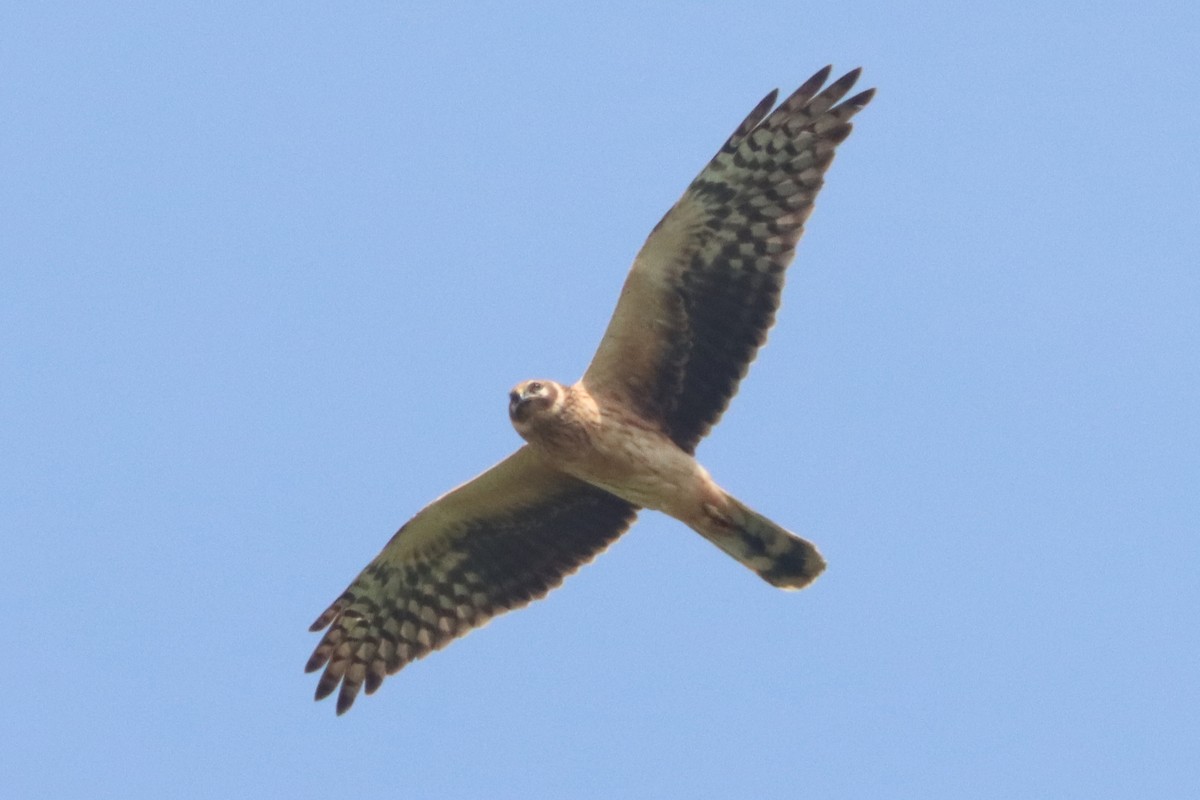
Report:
528,381,543,393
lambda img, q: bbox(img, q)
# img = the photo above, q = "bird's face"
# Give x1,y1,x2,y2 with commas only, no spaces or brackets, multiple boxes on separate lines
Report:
508,379,561,428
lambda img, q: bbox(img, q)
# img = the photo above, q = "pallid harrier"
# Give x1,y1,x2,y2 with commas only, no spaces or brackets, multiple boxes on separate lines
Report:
308,66,874,713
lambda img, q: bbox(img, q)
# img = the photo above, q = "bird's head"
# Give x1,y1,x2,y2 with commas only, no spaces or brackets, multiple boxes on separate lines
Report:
508,379,563,431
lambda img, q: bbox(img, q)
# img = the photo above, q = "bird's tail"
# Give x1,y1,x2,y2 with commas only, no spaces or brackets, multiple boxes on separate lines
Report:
692,494,826,590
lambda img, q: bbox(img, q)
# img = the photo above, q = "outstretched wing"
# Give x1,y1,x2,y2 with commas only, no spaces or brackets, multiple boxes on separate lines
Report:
583,67,874,453
306,446,637,714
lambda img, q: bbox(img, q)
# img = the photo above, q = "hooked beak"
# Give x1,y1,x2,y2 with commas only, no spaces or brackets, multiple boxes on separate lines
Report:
509,389,528,422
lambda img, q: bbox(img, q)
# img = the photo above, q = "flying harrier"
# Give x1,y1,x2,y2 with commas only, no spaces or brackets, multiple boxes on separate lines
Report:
307,66,874,713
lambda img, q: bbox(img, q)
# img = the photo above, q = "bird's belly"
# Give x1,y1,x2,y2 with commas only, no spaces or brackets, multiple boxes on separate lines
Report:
562,423,707,513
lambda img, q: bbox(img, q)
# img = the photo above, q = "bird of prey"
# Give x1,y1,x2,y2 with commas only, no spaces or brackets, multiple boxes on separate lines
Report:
307,66,874,714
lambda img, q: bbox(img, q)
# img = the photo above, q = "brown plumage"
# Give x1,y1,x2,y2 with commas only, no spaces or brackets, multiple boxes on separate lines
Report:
307,67,874,713
307,448,635,715
585,66,873,452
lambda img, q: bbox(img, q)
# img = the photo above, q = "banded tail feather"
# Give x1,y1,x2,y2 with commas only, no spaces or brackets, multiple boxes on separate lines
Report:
697,494,826,589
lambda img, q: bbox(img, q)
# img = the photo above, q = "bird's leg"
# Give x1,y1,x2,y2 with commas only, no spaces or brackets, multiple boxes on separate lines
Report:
701,500,738,534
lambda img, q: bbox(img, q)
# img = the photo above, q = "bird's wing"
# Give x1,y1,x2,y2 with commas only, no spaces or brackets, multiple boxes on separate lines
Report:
306,446,637,714
583,67,874,453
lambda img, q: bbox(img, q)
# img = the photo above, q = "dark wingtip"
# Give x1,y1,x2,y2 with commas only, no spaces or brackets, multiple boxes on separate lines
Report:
800,65,833,95
304,650,327,674
742,88,779,132
847,87,876,109
818,68,863,104
336,685,360,715
309,604,338,632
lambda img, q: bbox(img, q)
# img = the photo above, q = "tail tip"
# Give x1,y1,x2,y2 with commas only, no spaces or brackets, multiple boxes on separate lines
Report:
760,543,826,590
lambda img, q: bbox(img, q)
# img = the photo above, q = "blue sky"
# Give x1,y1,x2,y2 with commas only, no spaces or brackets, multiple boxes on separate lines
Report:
3,2,1198,797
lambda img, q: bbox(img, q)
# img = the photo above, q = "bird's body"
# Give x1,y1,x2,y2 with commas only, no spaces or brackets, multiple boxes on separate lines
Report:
510,378,823,589
511,379,707,515
306,66,875,713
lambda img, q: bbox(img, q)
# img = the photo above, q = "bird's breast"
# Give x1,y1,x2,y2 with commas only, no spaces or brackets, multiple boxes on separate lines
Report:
558,408,706,513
